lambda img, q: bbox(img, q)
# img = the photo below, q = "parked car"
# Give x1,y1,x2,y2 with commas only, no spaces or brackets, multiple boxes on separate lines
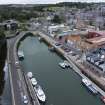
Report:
99,61,104,65
72,53,76,56
15,61,19,65
23,95,28,104
16,31,20,36
65,49,70,52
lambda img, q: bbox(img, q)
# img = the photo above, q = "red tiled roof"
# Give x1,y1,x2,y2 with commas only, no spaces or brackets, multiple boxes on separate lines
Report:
86,36,105,45
89,31,105,36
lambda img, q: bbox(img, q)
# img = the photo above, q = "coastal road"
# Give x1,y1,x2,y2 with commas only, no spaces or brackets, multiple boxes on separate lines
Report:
7,32,40,105
7,36,31,105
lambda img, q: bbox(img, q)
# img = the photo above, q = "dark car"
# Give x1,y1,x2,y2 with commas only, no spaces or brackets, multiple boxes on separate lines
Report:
99,61,104,65
72,53,76,56
16,31,20,36
65,49,70,52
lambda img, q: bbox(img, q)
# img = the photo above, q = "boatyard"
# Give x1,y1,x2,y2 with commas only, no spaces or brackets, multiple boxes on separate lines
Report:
19,36,104,105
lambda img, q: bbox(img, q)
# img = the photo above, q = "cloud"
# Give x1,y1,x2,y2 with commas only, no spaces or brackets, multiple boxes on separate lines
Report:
0,0,64,4
0,0,104,4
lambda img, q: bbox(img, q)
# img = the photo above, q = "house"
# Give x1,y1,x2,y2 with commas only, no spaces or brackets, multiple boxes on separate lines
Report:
3,20,19,30
48,24,69,37
95,17,105,30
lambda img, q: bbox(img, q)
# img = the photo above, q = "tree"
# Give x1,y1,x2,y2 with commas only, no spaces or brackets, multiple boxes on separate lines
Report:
51,15,62,24
0,28,5,39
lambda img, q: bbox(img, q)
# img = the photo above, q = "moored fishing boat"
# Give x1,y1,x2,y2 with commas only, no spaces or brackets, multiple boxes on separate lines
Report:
34,85,46,102
82,78,98,95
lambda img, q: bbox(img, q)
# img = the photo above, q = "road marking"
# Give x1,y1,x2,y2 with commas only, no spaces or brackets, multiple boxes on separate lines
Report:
7,40,16,105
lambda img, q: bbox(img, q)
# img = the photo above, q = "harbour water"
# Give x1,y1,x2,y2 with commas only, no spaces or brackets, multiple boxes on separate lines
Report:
19,36,104,105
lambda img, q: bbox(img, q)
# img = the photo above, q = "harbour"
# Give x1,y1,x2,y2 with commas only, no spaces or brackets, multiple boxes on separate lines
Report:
19,36,104,105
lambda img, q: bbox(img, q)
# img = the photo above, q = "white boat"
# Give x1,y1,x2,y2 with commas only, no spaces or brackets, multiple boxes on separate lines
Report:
64,60,70,67
35,85,46,102
82,78,98,94
31,78,37,86
27,72,33,79
82,78,92,86
59,61,70,69
18,51,24,59
59,62,66,69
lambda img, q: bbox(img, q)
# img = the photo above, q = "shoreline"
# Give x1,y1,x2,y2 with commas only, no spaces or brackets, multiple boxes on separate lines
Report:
8,31,105,103
36,31,105,96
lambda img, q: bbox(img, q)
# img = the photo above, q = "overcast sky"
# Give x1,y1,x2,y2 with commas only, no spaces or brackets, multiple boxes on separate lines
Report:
0,0,104,4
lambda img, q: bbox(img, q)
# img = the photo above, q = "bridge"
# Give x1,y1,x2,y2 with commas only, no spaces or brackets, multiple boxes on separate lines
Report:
7,31,40,105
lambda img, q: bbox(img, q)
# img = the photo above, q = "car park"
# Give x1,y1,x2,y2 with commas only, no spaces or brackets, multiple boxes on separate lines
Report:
86,47,105,73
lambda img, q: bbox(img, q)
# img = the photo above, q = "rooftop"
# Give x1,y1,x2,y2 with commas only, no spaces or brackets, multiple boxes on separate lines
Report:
86,36,105,45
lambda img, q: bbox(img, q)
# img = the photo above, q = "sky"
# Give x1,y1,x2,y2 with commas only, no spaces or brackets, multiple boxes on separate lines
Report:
0,0,104,4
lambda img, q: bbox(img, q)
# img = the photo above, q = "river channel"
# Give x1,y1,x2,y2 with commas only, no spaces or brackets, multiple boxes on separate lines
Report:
19,36,104,105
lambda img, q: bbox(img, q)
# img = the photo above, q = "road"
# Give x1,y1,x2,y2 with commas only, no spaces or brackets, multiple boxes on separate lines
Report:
7,32,40,105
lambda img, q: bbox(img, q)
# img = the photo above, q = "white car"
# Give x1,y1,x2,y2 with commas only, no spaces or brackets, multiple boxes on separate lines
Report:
69,51,73,54
23,95,28,104
15,61,19,65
